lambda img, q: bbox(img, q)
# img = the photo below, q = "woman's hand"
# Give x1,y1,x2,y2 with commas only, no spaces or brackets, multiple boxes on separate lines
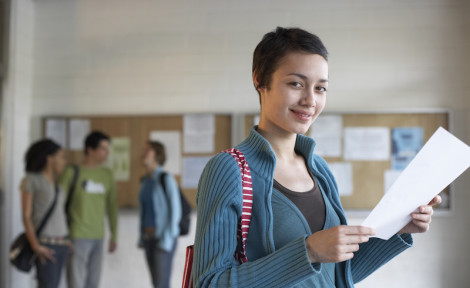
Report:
34,245,55,265
398,195,442,235
305,225,375,263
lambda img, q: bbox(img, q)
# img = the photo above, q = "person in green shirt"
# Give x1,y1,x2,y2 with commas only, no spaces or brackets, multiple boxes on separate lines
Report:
60,131,118,288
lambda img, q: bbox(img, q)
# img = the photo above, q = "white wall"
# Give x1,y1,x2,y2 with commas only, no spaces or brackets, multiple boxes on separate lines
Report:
1,0,35,287
3,0,469,287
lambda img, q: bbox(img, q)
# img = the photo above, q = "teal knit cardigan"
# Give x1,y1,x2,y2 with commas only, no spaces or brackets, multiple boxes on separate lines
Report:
193,127,413,287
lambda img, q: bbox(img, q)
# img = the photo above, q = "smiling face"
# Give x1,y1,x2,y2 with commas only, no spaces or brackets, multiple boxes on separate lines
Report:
257,52,329,136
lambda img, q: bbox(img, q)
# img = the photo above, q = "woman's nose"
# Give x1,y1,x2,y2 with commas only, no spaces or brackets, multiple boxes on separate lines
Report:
302,89,316,107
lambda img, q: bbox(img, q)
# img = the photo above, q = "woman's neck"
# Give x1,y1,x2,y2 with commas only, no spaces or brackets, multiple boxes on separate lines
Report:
42,167,55,184
145,163,159,176
257,124,297,161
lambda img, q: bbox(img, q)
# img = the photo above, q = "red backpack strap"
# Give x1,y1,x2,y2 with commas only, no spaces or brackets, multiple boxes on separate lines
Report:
223,148,253,264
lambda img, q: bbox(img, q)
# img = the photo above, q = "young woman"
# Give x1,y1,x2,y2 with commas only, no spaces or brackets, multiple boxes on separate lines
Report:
21,139,69,288
192,27,441,287
138,141,182,288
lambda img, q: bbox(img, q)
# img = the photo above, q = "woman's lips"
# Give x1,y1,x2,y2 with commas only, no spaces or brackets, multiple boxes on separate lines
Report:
291,109,313,121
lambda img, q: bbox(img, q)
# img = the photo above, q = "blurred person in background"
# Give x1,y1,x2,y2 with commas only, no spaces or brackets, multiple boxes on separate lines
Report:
138,141,181,288
60,131,118,288
21,139,69,288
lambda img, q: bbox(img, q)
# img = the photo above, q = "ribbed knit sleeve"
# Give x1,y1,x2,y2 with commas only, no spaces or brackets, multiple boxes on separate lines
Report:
193,153,317,288
350,233,413,283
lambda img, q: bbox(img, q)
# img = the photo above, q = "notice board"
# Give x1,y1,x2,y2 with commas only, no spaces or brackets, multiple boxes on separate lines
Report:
43,115,232,208
244,111,451,211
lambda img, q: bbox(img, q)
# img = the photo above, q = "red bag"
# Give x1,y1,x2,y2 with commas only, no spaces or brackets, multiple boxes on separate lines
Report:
182,148,253,288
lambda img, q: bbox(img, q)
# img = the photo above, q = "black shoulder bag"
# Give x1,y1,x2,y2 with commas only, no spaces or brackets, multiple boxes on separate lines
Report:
9,183,59,272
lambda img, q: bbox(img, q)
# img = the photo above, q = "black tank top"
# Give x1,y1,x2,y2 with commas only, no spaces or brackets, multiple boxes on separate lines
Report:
273,173,326,234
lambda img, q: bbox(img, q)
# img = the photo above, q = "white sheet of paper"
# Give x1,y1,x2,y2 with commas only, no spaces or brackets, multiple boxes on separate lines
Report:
384,170,401,194
149,131,181,175
310,115,343,157
362,127,470,240
45,118,67,148
184,134,215,154
344,127,390,161
328,162,353,196
69,119,90,150
183,114,215,153
184,114,215,134
182,156,212,189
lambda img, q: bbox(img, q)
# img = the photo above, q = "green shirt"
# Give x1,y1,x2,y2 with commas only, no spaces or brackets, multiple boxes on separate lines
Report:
60,165,118,242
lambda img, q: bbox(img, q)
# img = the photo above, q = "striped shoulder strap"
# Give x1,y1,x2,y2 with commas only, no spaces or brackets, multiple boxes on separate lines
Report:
223,148,253,264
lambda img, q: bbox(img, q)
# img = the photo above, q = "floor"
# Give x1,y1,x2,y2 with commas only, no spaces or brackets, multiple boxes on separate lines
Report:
101,209,196,288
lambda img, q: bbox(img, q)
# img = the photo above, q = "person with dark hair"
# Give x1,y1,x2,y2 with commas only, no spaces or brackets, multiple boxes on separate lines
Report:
20,139,69,288
138,141,181,288
59,130,118,288
192,27,441,287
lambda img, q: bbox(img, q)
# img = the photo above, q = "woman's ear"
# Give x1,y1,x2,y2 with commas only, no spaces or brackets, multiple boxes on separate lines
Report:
45,155,54,168
253,73,261,90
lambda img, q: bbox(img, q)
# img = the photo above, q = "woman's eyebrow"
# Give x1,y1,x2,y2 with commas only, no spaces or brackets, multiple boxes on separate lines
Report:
288,73,328,83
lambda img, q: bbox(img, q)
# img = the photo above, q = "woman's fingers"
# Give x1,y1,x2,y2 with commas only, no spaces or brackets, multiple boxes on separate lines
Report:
428,195,442,206
341,225,376,236
339,235,371,245
306,225,376,263
46,248,56,262
37,246,56,264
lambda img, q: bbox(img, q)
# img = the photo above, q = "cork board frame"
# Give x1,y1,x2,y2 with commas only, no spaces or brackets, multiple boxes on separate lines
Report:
43,114,232,208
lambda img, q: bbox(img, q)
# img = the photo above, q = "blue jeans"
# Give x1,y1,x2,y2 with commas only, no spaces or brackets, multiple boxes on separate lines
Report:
143,238,177,288
67,239,104,288
35,244,69,288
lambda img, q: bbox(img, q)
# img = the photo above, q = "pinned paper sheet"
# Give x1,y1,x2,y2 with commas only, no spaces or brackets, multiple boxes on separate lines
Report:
150,131,182,175
182,156,212,189
310,115,343,157
183,114,215,153
344,127,390,161
362,127,470,240
69,119,90,150
45,118,67,148
328,162,353,196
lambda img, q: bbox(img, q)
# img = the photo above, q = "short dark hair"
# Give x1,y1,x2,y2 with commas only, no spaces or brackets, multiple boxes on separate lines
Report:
84,131,110,155
252,27,328,102
25,139,62,173
148,141,166,166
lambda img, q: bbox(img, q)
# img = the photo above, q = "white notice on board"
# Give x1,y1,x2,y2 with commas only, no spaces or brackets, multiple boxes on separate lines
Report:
310,115,343,157
362,127,470,240
182,156,212,189
183,114,215,153
328,162,353,196
46,119,67,148
344,127,390,161
69,119,90,151
149,131,182,175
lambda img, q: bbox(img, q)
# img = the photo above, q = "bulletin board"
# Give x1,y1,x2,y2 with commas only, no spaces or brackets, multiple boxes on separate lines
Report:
43,115,232,208
244,111,451,211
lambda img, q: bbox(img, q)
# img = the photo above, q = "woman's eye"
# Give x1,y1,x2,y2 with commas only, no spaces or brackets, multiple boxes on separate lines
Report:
289,82,303,88
316,86,327,92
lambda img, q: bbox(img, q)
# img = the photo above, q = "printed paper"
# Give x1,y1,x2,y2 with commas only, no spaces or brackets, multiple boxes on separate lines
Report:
362,127,470,240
